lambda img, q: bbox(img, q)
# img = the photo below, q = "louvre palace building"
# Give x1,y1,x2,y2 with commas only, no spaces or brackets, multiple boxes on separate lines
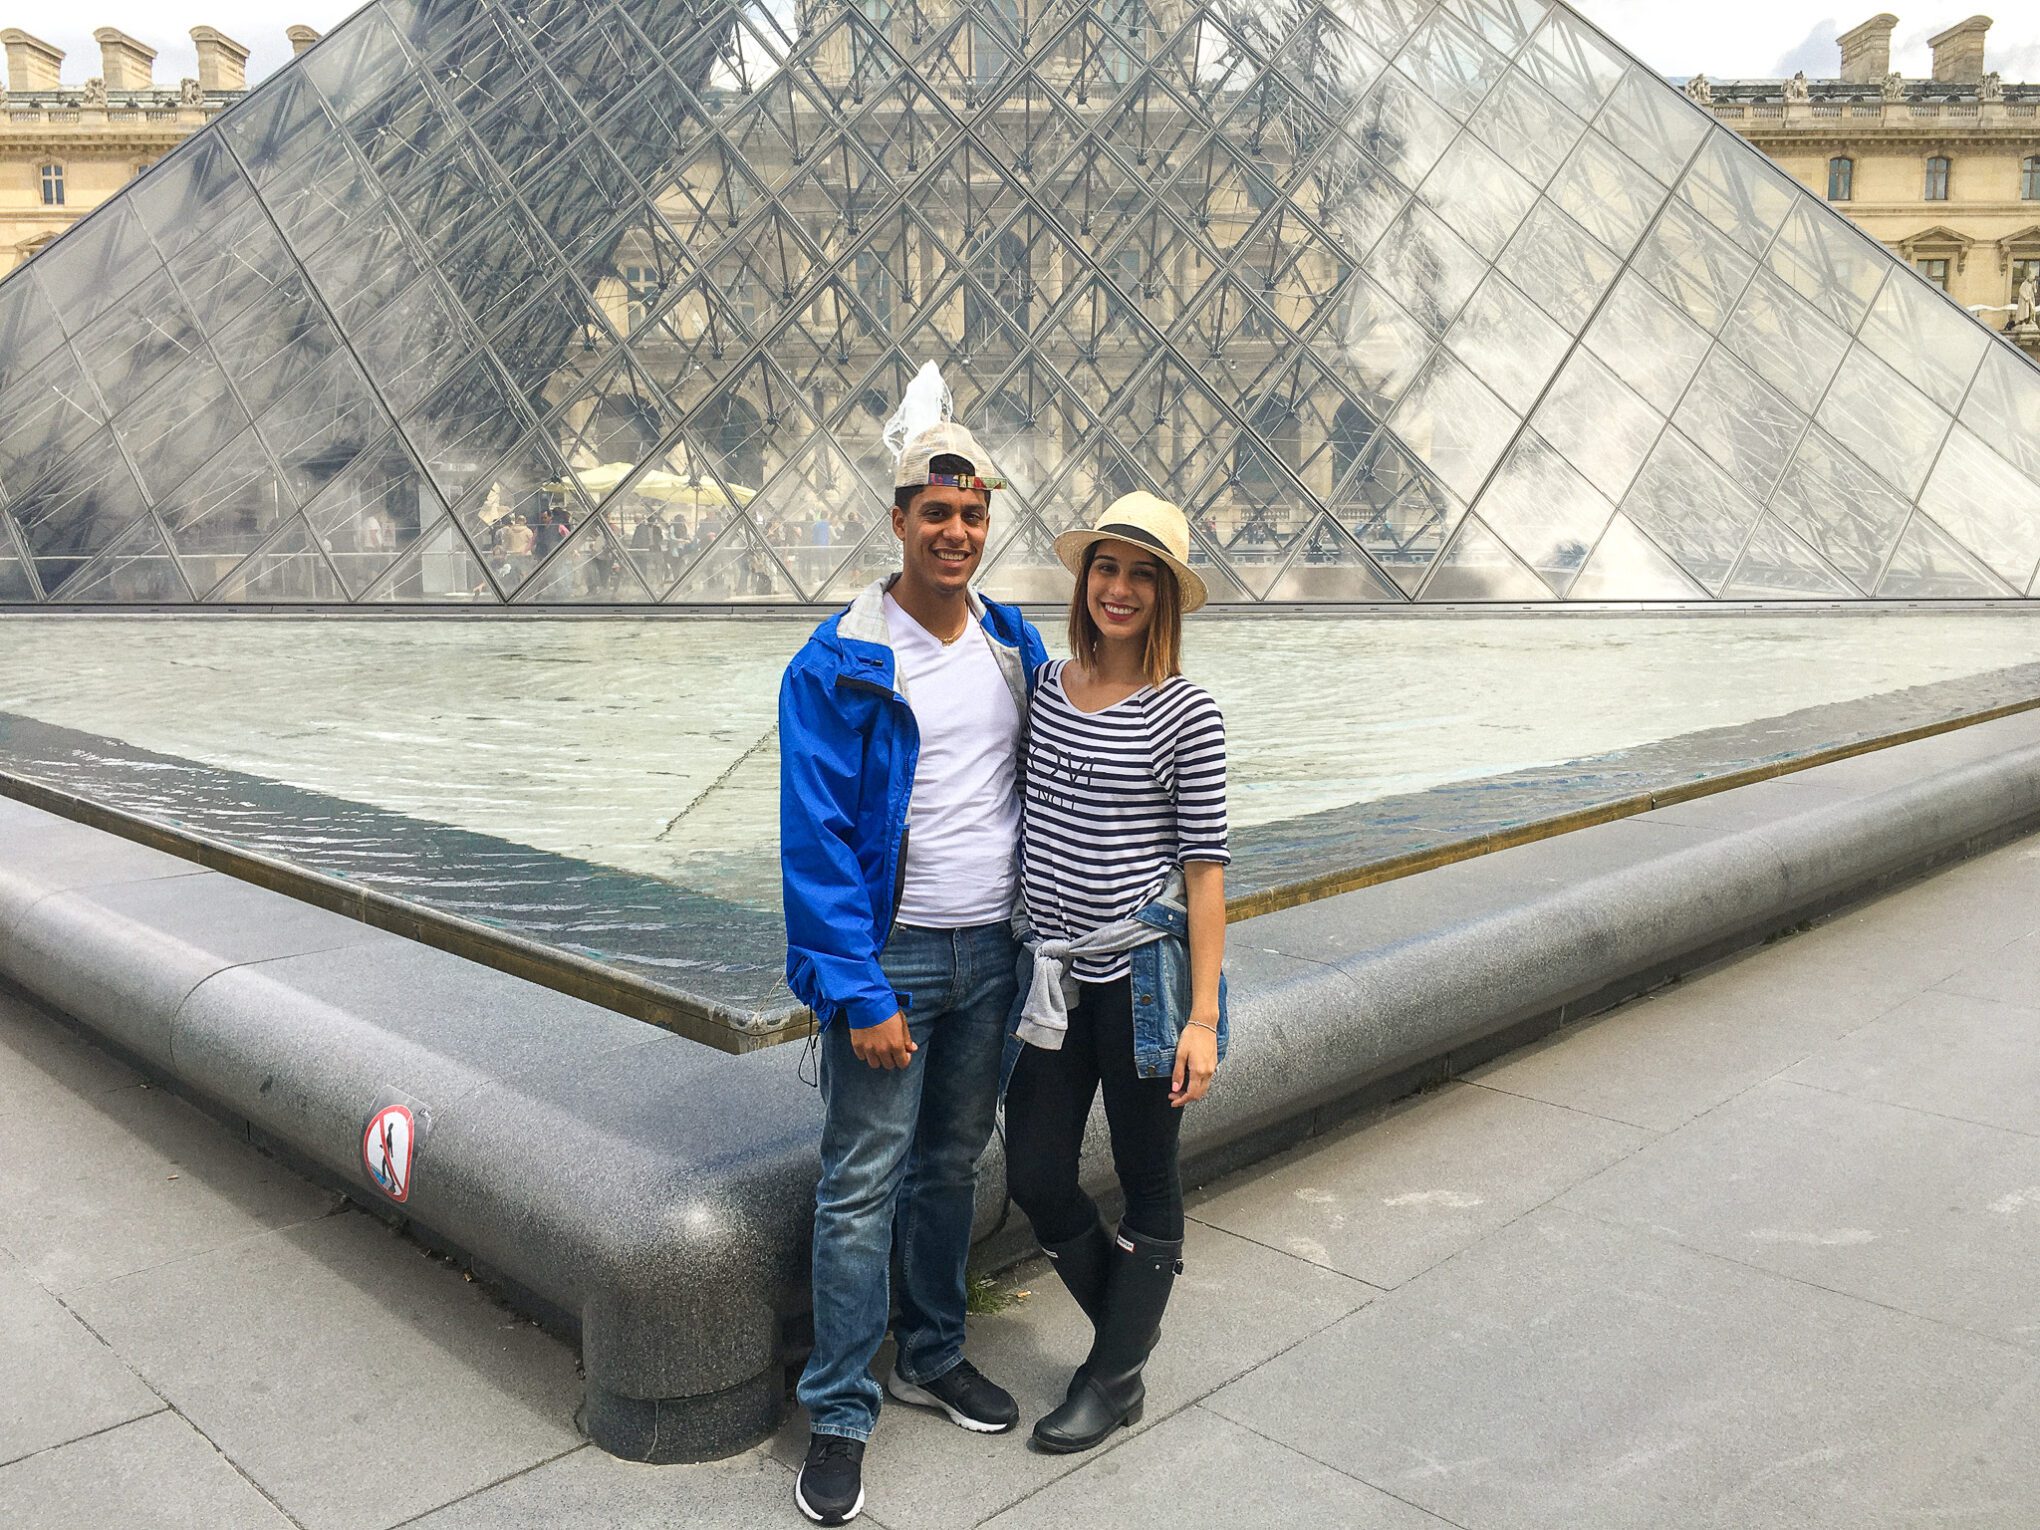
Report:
1,0,2039,609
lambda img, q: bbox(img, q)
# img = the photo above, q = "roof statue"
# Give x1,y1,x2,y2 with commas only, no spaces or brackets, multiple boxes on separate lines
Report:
0,0,2035,607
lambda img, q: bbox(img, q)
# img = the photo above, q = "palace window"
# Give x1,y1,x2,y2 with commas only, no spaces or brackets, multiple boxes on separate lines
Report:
38,163,64,206
619,265,662,333
1915,257,1950,290
1924,155,1951,201
2024,156,2040,201
1826,156,1852,201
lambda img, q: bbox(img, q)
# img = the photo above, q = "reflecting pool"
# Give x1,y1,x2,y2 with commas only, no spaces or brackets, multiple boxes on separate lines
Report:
3,611,2039,1020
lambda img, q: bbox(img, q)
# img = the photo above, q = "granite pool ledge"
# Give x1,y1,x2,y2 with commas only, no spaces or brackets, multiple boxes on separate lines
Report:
5,707,2040,1462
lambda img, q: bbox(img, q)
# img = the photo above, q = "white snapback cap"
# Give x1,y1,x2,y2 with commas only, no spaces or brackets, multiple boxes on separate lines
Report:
893,421,1004,491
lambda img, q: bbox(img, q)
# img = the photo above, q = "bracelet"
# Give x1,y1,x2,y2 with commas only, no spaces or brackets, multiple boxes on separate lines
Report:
1183,1020,1219,1035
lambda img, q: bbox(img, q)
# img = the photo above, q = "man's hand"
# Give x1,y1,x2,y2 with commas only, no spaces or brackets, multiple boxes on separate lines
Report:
850,1012,917,1070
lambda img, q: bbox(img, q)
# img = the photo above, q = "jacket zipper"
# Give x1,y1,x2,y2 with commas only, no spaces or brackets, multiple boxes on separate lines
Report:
835,672,916,944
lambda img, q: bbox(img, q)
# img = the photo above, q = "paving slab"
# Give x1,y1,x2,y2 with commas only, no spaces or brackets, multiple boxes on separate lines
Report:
399,1442,808,1530
66,1209,584,1530
1783,989,2040,1138
0,1409,292,1530
769,1220,1375,1530
0,1257,162,1466
0,987,143,1110
1559,1080,2040,1349
1190,1080,1652,1287
1205,1208,2040,1530
0,1067,336,1295
1464,942,1915,1133
1935,928,2040,1012
978,1403,1454,1529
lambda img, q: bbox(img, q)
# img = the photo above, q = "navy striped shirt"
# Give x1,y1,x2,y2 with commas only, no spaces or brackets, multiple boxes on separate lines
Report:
1020,660,1230,981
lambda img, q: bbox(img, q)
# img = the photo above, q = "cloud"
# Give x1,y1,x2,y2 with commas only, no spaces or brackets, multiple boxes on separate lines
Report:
1770,18,1840,77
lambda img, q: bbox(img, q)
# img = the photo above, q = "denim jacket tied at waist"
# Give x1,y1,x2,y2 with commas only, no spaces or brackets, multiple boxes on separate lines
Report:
999,868,1230,1095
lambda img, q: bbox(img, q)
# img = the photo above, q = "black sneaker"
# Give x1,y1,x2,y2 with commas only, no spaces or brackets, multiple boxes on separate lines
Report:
886,1358,1019,1433
795,1433,865,1525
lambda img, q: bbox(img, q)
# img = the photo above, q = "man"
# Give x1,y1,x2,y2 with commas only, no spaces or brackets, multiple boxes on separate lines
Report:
779,421,1048,1525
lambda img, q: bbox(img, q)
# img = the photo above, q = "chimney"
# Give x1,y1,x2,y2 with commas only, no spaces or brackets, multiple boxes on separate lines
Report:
1837,13,1899,83
189,26,249,92
93,28,156,90
1,29,64,92
1928,15,1991,82
286,25,321,57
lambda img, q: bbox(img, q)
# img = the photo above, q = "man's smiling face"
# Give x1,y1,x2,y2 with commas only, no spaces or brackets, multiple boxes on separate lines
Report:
893,481,989,601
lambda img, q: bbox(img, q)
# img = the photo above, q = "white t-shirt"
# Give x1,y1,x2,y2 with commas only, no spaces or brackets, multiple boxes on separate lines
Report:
886,593,1022,928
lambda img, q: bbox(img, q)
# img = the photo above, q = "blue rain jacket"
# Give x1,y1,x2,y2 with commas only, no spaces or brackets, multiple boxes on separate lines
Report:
780,576,1049,1030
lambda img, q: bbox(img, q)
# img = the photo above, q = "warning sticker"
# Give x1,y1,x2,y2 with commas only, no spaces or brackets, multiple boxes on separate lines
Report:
362,1103,416,1203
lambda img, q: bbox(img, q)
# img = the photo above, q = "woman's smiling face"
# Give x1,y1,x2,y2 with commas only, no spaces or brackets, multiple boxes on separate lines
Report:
1086,539,1160,644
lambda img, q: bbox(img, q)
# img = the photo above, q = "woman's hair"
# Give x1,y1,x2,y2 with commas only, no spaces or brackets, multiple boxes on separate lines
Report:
1067,539,1182,690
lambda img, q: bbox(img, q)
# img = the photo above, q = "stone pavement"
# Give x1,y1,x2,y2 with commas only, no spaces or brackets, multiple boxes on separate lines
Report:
4,833,2038,1530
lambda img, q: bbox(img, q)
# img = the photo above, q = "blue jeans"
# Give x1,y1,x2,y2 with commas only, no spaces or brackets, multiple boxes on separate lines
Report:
798,921,1015,1442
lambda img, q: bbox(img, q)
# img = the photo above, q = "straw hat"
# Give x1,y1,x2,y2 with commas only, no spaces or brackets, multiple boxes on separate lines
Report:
1052,491,1209,613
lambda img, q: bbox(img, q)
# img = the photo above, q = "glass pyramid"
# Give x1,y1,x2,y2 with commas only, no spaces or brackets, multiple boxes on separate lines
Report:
2,0,2037,607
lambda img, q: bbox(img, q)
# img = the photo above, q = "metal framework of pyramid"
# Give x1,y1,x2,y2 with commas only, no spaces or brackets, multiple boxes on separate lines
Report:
2,0,2038,607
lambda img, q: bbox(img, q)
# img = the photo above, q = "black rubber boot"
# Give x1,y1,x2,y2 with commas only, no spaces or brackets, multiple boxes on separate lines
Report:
1031,1227,1182,1454
1039,1220,1112,1328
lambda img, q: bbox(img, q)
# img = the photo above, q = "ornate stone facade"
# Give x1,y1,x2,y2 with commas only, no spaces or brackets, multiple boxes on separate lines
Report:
1698,12,2040,353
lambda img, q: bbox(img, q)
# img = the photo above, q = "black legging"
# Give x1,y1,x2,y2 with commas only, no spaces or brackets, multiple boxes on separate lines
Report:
1004,976,1184,1244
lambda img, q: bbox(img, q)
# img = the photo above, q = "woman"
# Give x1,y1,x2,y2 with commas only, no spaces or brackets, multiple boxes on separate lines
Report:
1004,490,1229,1454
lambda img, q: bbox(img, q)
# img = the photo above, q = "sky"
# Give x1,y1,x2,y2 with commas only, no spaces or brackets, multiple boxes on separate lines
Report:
7,2,2039,88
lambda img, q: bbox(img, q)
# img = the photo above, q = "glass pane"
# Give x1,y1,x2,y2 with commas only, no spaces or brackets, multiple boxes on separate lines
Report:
266,134,379,262
212,273,341,407
1718,269,1849,412
0,269,67,393
1442,0,1550,56
1385,346,1519,499
512,515,657,604
206,519,348,604
1417,133,1539,259
1959,341,2040,483
1371,202,1485,336
1768,428,1914,591
300,433,448,596
1269,9,1387,121
352,275,478,415
31,202,159,333
300,6,413,122
255,351,393,507
1877,513,2018,599
1548,131,1667,261
1499,197,1619,329
1631,198,1755,333
360,517,495,603
1621,427,1762,593
1467,66,1583,188
1594,66,1707,186
1531,349,1662,501
167,205,297,337
1915,424,2040,591
113,352,252,506
1447,273,1570,412
1857,269,1989,415
1418,512,1553,600
1720,515,1857,600
55,515,189,603
301,205,427,329
8,437,153,593
1260,514,1404,602
131,133,251,261
1474,431,1615,592
1353,66,1460,189
1767,196,1885,330
73,267,205,420
225,69,340,187
157,430,301,589
407,354,531,506
1679,130,1795,258
1583,272,1711,415
1674,346,1805,502
0,342,103,498
1815,344,1950,500
1393,11,1507,120
1337,431,1466,592
1520,8,1625,117
1565,510,1705,599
